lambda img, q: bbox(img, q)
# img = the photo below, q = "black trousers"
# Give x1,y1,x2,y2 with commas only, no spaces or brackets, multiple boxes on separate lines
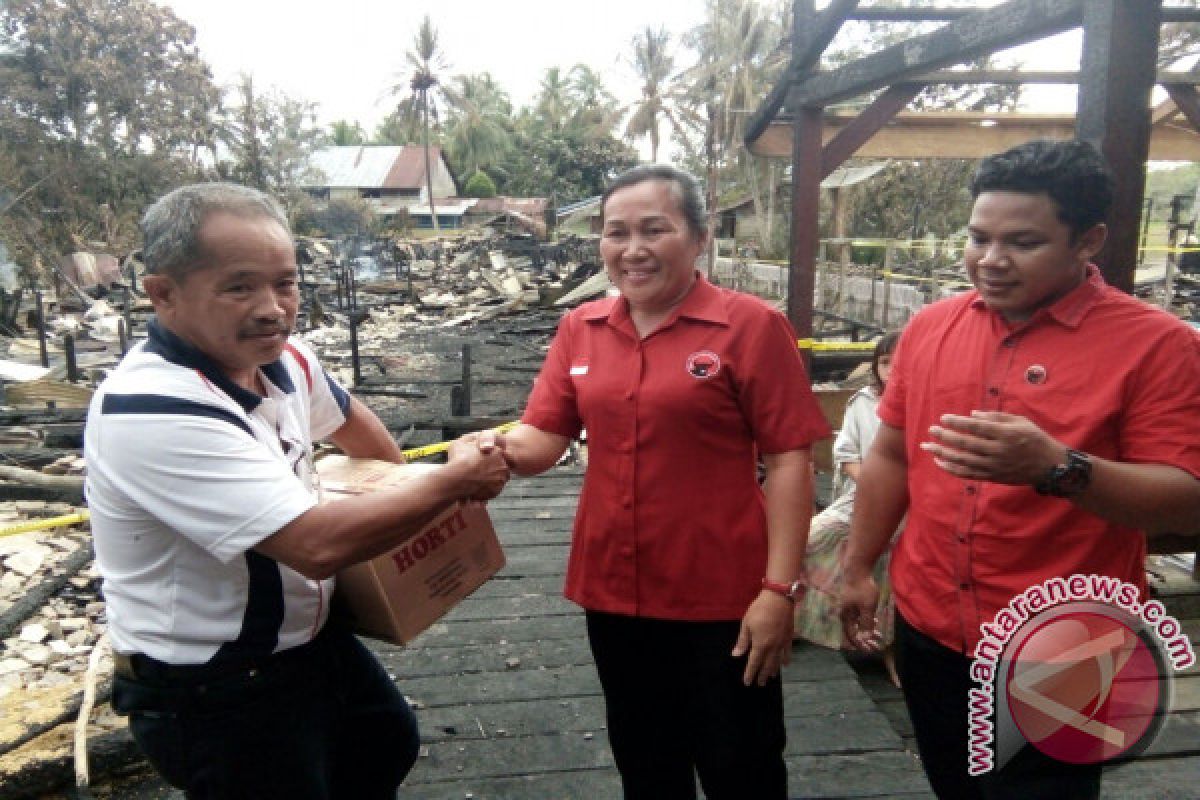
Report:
895,612,1102,800
585,611,788,800
111,623,418,800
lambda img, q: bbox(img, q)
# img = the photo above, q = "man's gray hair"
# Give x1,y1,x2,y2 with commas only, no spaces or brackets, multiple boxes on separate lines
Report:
141,183,290,279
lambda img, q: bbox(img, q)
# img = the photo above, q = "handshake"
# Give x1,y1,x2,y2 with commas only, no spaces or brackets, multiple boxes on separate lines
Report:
444,429,515,503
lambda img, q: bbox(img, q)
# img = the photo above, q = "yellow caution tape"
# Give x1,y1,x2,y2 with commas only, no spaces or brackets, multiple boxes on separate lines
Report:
796,339,877,353
401,420,520,460
0,423,524,538
0,510,90,539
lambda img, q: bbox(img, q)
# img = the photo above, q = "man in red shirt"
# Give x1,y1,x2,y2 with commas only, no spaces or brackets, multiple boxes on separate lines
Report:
840,139,1200,799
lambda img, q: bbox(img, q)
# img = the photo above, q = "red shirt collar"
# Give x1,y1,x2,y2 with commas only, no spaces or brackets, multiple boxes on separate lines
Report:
582,271,731,330
969,263,1106,330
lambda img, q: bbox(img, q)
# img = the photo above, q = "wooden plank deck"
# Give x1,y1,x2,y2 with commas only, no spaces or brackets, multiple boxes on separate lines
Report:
83,468,1200,798
377,467,934,799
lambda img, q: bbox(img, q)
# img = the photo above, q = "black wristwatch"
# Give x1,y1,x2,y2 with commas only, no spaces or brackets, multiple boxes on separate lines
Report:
1034,449,1092,498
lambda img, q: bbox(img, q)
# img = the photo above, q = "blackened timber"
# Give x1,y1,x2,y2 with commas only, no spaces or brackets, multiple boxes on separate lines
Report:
821,84,923,178
788,104,824,361
1077,0,1162,294
787,0,1084,108
1164,84,1200,134
847,6,1200,23
917,69,1200,85
35,290,48,369
745,0,859,149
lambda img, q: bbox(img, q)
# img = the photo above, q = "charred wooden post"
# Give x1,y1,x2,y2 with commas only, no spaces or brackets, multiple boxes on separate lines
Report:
118,318,128,355
348,310,363,387
63,333,79,383
35,290,49,368
1077,0,1162,293
456,343,473,416
789,105,824,369
123,285,134,339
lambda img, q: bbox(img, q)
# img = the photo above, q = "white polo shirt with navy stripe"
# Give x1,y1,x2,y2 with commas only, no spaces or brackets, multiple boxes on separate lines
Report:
85,319,351,665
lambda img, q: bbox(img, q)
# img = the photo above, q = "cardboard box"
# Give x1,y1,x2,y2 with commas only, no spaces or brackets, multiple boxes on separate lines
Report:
316,455,506,645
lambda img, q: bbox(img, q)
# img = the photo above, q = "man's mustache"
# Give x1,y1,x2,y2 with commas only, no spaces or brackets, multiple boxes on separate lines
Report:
240,324,292,337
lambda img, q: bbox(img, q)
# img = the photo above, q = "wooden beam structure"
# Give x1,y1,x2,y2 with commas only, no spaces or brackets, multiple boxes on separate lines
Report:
749,110,1200,161
820,85,924,178
747,0,1200,332
845,5,1200,22
748,0,861,178
787,0,1084,109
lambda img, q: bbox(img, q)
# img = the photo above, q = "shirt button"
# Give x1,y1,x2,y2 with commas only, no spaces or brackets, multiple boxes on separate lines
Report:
621,496,632,508
957,535,967,543
960,583,970,590
987,387,999,396
624,391,634,401
1003,339,1016,348
965,486,977,495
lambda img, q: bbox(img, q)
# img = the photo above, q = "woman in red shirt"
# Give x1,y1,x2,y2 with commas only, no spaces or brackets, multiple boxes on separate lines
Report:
486,165,829,800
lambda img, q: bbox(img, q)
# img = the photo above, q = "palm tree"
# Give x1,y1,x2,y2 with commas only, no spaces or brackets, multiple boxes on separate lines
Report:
534,67,572,134
443,73,512,181
680,0,787,255
624,27,688,163
390,15,447,231
568,64,623,141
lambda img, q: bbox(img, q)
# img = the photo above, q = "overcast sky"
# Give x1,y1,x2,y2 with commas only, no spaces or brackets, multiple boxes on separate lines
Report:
157,0,1086,139
159,0,708,134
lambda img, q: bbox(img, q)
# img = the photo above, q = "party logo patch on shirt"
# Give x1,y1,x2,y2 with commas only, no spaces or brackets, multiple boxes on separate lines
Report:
685,350,722,379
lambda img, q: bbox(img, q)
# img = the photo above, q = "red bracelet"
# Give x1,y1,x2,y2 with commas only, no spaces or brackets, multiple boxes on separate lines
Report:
761,577,806,602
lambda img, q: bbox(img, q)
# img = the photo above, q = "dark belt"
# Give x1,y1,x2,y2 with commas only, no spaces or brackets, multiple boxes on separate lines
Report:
113,629,333,686
112,652,266,684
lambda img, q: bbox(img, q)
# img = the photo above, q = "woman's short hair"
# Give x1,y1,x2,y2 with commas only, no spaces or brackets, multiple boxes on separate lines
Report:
601,165,708,238
141,183,290,281
870,330,902,390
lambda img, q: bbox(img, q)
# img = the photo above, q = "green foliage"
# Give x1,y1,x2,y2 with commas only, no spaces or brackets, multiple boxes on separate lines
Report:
218,74,325,197
840,160,976,241
292,196,377,238
1146,163,1200,206
500,123,638,203
329,120,367,146
0,0,219,266
443,73,512,181
463,170,497,198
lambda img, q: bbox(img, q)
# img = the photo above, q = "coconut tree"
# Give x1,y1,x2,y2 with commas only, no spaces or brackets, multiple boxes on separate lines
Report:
568,64,623,142
680,0,787,255
624,27,689,163
390,15,447,230
533,67,573,134
442,72,512,182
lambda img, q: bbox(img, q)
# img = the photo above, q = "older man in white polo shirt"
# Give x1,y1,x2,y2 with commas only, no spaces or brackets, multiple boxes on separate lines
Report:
85,183,509,799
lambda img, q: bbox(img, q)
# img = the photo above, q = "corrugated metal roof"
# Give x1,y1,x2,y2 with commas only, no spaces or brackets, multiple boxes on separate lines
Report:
304,146,444,189
821,161,890,189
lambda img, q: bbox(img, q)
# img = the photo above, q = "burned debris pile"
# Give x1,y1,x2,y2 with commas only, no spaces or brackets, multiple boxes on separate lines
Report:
0,227,602,796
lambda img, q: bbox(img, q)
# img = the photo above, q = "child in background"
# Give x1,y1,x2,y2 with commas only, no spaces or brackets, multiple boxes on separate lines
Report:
795,331,902,684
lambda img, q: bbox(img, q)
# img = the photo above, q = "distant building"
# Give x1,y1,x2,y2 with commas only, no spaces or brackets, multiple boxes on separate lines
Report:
300,145,459,226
